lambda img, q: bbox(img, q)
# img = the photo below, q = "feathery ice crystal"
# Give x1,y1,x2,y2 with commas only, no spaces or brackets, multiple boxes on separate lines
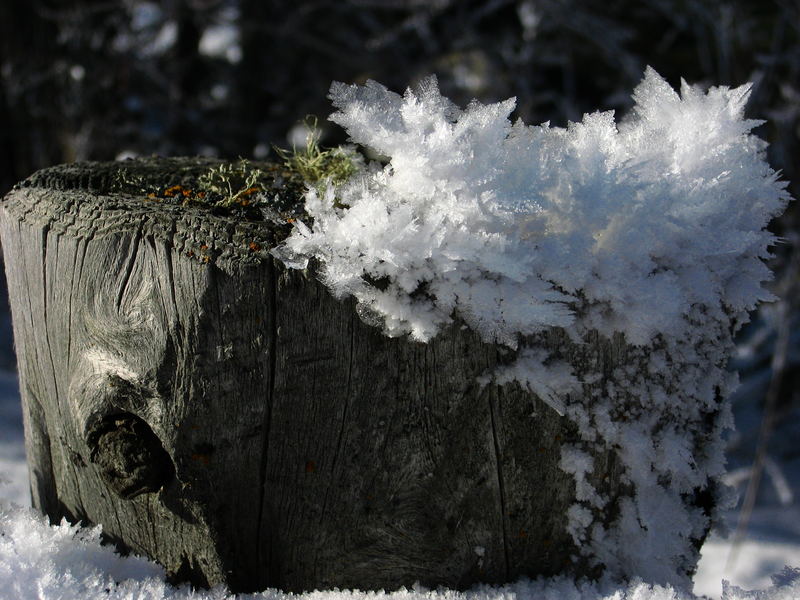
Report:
275,67,788,349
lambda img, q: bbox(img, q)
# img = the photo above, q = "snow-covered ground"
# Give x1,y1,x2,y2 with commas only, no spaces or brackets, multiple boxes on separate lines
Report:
1,365,799,599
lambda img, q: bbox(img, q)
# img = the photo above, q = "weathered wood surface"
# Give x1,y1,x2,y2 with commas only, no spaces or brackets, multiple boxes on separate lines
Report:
0,158,633,592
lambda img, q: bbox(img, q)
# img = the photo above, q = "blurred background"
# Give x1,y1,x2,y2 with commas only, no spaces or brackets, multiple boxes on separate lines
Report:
0,1,799,597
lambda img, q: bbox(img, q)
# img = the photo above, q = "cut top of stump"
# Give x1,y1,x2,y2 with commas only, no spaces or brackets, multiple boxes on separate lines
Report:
4,157,306,269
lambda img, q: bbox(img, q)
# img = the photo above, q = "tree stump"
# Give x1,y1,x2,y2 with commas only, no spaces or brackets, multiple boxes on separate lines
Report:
0,158,711,592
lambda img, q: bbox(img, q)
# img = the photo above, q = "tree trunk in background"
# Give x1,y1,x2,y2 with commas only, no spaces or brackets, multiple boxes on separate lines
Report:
2,158,641,592
165,1,204,149
0,1,64,192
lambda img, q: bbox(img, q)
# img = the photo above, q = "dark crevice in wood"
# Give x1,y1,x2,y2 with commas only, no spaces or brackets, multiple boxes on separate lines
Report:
115,224,142,311
65,237,79,368
40,225,49,324
39,224,60,402
164,226,180,322
166,554,211,589
255,259,278,588
42,437,60,517
11,218,55,510
68,237,89,376
26,384,60,515
41,228,81,525
108,475,126,534
424,344,436,464
39,224,79,511
320,306,356,525
487,390,510,581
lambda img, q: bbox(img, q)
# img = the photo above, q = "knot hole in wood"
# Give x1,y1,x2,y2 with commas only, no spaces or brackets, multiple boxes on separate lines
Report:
87,412,174,500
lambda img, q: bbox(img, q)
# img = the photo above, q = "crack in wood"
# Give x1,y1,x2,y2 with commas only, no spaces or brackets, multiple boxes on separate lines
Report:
487,389,510,581
255,259,278,588
116,225,142,311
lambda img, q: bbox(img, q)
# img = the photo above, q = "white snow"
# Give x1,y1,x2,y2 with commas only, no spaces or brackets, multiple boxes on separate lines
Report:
486,348,580,415
697,535,800,598
1,491,799,600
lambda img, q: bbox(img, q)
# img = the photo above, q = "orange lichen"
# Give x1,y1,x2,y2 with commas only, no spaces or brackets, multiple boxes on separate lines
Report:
164,185,183,197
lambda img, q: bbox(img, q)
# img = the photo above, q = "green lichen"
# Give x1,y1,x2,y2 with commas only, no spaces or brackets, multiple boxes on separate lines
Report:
196,159,268,207
113,169,151,197
112,159,275,209
109,122,360,215
274,117,360,191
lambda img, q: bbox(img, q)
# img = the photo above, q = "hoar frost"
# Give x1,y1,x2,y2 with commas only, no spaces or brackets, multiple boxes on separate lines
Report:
276,68,786,348
273,68,790,588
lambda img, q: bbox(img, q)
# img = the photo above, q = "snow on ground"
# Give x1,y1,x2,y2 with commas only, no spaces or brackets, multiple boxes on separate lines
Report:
1,490,799,600
1,366,799,599
693,446,800,595
696,532,800,598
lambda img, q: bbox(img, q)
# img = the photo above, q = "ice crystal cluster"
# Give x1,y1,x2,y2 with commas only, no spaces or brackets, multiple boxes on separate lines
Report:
273,69,790,587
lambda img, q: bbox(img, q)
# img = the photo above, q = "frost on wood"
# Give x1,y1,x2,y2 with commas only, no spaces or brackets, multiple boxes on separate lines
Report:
275,68,787,347
273,68,791,587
